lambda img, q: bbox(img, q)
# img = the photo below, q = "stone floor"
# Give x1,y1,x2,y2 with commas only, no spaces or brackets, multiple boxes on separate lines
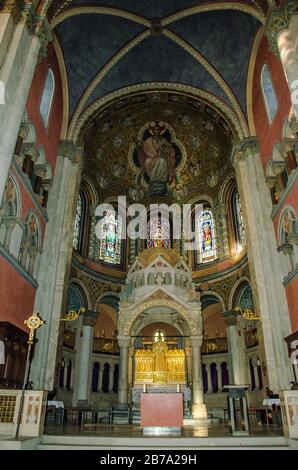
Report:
44,421,283,438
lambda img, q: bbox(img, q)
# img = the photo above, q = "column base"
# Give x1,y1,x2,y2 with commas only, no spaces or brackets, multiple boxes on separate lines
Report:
192,403,207,419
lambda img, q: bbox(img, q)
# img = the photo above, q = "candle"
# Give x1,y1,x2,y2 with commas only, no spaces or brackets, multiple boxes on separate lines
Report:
176,384,180,393
143,384,146,393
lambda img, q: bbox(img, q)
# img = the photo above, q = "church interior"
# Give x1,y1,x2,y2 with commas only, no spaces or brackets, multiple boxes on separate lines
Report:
0,0,298,450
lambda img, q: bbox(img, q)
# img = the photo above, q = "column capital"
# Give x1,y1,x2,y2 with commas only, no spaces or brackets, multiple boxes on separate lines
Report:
231,137,259,166
117,335,131,348
223,310,238,326
190,335,203,348
82,310,97,327
58,140,85,166
265,2,298,56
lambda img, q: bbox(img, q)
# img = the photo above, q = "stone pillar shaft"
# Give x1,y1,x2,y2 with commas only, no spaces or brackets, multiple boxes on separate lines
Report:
232,139,292,390
0,21,41,206
190,336,207,419
77,311,97,404
30,142,84,390
224,311,246,385
118,336,130,405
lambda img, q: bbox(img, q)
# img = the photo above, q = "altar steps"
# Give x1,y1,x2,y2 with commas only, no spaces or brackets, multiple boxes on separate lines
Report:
37,434,292,450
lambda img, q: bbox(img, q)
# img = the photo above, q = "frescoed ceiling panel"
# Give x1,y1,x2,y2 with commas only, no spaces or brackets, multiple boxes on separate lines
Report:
85,34,232,111
169,10,260,112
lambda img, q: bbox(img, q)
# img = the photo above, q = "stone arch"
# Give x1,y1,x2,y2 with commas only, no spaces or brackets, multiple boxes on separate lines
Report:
200,291,225,311
70,83,245,145
228,276,252,310
68,277,92,309
119,295,200,336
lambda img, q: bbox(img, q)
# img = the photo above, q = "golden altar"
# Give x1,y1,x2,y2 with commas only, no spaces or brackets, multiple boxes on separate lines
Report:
134,340,186,385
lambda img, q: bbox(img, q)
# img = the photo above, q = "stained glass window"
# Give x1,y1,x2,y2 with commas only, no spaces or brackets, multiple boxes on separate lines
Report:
73,194,83,251
197,210,217,263
147,216,171,248
99,209,122,265
232,189,246,248
261,64,278,123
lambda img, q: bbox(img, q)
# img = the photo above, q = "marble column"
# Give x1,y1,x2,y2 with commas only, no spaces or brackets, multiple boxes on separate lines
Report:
77,311,97,405
118,336,130,405
99,366,103,392
223,311,246,385
266,2,298,117
190,335,207,419
214,203,230,258
0,10,52,205
30,141,84,390
232,138,292,390
184,339,192,385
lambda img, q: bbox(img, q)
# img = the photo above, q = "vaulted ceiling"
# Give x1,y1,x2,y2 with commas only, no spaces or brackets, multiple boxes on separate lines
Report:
49,1,266,125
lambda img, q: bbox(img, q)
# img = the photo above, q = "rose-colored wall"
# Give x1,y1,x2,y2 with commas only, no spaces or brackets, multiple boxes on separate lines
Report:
94,313,116,339
285,278,298,332
252,36,292,168
26,43,63,170
0,45,63,331
0,257,36,331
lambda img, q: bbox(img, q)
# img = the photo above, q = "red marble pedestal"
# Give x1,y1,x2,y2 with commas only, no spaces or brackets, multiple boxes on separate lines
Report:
141,393,183,433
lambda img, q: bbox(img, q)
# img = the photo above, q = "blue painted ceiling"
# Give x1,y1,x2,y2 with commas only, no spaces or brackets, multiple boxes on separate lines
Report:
53,2,261,120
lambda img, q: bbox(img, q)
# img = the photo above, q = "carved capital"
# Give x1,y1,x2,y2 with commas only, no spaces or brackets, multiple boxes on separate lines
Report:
231,137,259,166
82,310,97,327
190,335,203,348
278,243,294,256
117,335,131,349
265,1,298,56
58,140,85,166
223,310,238,327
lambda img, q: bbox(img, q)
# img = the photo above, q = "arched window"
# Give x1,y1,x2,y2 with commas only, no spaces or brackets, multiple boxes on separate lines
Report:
153,329,165,343
59,358,65,389
147,215,171,248
249,359,256,391
237,284,253,311
67,285,84,312
231,188,246,250
66,360,72,390
202,364,208,393
98,208,123,265
261,64,278,124
113,364,119,393
221,362,229,387
210,363,218,392
39,68,55,127
92,362,100,392
197,210,217,263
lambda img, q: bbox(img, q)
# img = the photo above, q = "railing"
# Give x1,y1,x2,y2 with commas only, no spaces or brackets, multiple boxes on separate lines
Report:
93,338,120,355
201,337,228,354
